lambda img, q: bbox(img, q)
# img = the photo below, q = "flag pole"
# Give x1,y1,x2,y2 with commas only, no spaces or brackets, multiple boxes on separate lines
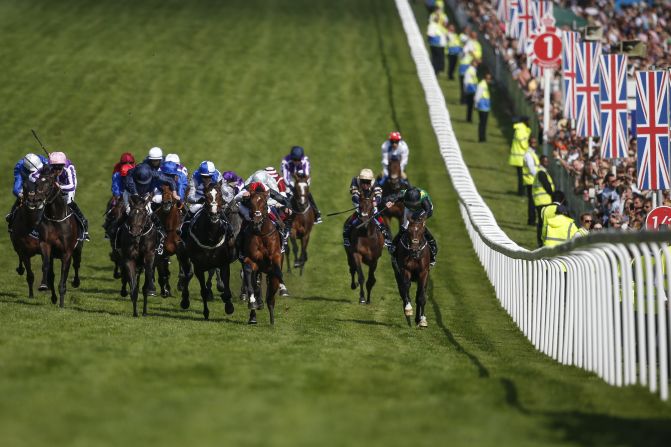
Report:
543,67,552,155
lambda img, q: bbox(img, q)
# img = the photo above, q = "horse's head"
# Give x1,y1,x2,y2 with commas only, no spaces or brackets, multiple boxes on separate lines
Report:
389,156,402,183
31,169,59,207
204,181,224,223
126,194,152,238
407,216,427,256
248,187,269,227
293,173,309,207
358,195,375,219
23,180,45,211
160,184,174,212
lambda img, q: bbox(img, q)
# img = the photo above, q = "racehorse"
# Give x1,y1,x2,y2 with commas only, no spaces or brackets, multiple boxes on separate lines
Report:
345,195,384,304
286,172,315,275
155,184,185,297
118,194,158,316
32,168,83,307
104,196,125,280
239,187,283,324
9,183,46,298
180,181,235,320
379,156,407,230
392,216,430,327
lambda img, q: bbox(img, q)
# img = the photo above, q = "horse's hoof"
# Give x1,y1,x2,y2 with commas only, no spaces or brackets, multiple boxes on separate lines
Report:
39,284,48,292
113,271,122,279
180,299,190,310
71,278,80,289
16,266,25,276
224,300,234,315
417,316,428,328
404,303,413,316
51,296,57,304
359,297,366,304
350,282,357,290
142,312,148,317
147,288,157,297
248,300,258,310
294,261,300,268
161,289,170,298
216,284,225,293
279,284,289,297
120,289,128,298
248,317,257,325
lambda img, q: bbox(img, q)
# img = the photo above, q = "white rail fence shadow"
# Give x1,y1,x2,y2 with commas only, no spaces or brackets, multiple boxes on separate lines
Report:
395,0,670,400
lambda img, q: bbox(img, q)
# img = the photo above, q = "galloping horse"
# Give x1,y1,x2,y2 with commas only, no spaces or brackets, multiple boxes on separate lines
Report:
9,183,46,298
379,157,407,230
392,216,430,327
118,194,158,317
104,197,125,280
155,184,185,297
180,181,235,320
240,188,283,324
287,172,315,275
345,195,384,304
32,168,83,307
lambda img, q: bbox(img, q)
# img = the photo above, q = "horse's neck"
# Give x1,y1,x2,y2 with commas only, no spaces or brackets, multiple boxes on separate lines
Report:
158,204,179,231
366,218,379,237
193,212,224,240
46,196,68,220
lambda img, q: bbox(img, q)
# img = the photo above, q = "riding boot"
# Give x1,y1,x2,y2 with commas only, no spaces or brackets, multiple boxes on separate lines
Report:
69,201,90,241
389,228,404,254
425,226,438,266
342,221,352,247
307,192,322,224
237,221,248,261
375,219,393,249
6,198,20,227
275,220,288,253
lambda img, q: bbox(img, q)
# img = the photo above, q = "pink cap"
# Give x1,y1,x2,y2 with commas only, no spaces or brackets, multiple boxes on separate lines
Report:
49,151,67,165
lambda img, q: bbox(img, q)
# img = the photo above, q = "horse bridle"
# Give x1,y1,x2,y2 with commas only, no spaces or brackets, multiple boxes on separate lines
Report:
292,181,311,214
125,207,153,238
401,224,428,259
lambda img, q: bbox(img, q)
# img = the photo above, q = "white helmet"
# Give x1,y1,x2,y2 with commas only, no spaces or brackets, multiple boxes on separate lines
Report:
358,168,375,181
165,153,180,164
23,153,43,173
148,147,163,160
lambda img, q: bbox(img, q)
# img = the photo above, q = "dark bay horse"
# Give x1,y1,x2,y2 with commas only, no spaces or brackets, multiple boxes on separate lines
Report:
379,157,407,230
180,182,235,320
118,194,158,317
240,188,283,324
10,185,46,298
104,196,125,280
345,196,384,304
392,216,430,327
155,184,185,297
32,169,83,307
287,173,315,275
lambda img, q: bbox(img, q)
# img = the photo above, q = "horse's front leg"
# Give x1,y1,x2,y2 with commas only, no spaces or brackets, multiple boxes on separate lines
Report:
178,251,192,309
24,256,35,299
299,233,310,275
58,253,72,308
416,269,429,328
142,253,155,316
219,261,234,315
194,267,210,320
243,261,259,310
125,260,138,317
291,235,299,269
40,243,56,304
352,253,366,304
71,243,82,288
401,269,413,324
365,258,378,305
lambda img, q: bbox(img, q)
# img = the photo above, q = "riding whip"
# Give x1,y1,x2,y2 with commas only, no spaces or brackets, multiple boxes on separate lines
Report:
325,207,356,217
355,208,386,229
31,129,50,157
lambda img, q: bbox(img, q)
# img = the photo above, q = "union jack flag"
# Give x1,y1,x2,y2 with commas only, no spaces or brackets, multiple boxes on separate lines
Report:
635,71,671,190
575,41,601,137
599,54,628,159
506,0,521,37
561,31,579,120
532,1,553,23
513,0,536,51
497,0,509,22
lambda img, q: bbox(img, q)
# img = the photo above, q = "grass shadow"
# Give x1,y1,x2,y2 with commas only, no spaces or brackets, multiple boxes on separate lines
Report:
302,295,350,304
334,318,398,327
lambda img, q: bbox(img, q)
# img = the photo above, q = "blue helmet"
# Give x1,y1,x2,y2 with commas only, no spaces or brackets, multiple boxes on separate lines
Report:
290,146,304,161
134,164,153,185
161,161,178,176
198,161,216,177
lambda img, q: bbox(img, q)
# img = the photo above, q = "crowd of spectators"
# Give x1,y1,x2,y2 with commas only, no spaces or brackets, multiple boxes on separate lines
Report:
452,0,671,232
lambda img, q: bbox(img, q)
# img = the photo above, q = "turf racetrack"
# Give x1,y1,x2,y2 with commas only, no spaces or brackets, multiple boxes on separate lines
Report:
0,1,669,446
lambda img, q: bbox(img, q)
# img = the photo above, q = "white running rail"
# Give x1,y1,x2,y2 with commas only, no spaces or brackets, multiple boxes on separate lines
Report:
395,0,670,400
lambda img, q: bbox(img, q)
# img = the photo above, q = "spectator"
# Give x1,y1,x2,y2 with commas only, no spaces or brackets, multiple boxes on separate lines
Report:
427,13,447,75
578,212,593,236
509,116,531,196
445,23,462,80
463,59,479,122
475,71,492,142
522,136,540,225
532,156,555,247
543,205,578,247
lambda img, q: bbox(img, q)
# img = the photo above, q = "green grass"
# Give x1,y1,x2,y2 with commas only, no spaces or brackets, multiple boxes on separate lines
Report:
0,1,669,446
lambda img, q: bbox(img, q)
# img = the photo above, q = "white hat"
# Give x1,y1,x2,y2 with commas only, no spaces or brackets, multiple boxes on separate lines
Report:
165,153,180,164
148,147,163,160
23,153,43,173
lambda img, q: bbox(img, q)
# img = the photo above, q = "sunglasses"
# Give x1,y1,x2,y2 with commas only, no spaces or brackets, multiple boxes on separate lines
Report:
582,219,593,223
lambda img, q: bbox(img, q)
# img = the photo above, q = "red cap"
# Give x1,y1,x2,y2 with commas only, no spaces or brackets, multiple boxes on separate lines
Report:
120,164,133,177
388,131,402,142
249,182,266,193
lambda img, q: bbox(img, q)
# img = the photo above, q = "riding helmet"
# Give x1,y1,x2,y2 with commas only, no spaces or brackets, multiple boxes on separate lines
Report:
23,153,43,173
388,131,402,142
290,146,304,160
165,153,180,164
48,151,67,165
403,188,421,208
134,164,153,184
147,147,163,160
161,161,178,176
198,161,216,177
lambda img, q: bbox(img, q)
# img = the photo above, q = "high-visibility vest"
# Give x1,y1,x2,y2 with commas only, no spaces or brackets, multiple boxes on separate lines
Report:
508,122,531,167
458,53,473,75
540,203,558,242
522,150,539,185
475,80,490,111
471,40,482,60
577,227,589,236
446,32,462,55
464,65,478,93
532,167,554,207
543,214,578,247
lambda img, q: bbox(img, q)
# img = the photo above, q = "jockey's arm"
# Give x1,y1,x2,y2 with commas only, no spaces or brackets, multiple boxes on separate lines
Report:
186,177,200,204
125,168,139,195
176,172,188,199
399,142,409,171
111,172,124,197
12,162,24,198
269,189,290,209
58,165,77,194
420,196,433,218
303,157,311,182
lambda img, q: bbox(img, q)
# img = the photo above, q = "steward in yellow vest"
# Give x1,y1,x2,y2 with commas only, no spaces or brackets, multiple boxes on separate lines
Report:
522,137,540,225
445,23,462,80
509,115,531,197
543,206,578,247
475,73,492,142
532,157,556,247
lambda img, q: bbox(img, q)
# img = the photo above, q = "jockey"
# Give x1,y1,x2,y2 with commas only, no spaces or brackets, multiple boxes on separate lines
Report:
223,171,245,195
144,147,164,171
384,187,438,266
281,146,322,224
6,153,48,226
160,161,187,201
124,163,177,212
186,161,224,216
111,152,135,198
381,132,409,178
377,154,412,188
48,151,90,241
235,169,292,251
342,168,393,249
165,153,188,177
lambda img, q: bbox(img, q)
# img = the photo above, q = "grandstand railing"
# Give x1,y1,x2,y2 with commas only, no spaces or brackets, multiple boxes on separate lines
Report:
395,0,670,400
